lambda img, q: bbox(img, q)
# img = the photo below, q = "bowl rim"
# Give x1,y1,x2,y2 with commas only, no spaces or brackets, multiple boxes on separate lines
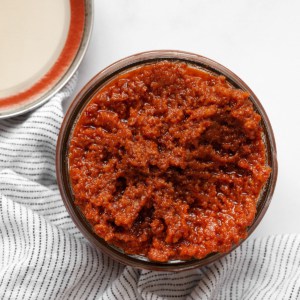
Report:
56,50,278,272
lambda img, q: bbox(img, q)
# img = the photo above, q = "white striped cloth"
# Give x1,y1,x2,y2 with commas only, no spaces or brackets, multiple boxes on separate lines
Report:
0,75,298,300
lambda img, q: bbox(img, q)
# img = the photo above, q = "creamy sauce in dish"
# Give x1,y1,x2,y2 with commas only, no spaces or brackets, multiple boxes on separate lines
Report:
0,0,85,114
0,0,70,98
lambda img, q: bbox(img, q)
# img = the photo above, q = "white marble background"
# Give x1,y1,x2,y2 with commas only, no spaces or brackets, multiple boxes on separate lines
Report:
66,0,300,238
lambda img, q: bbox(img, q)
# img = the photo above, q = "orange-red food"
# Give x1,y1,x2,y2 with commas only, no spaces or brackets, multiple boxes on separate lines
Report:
69,61,271,262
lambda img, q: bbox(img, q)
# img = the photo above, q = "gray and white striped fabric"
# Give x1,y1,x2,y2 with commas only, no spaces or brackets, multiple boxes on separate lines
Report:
0,75,298,300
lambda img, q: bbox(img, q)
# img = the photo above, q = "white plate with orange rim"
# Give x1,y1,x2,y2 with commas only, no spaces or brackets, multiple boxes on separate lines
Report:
0,0,93,119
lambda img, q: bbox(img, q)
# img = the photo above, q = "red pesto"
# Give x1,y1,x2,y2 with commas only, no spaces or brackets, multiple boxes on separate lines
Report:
69,61,271,262
0,0,85,109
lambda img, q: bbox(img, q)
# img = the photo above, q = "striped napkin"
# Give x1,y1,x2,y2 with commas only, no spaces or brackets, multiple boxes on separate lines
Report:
0,74,298,300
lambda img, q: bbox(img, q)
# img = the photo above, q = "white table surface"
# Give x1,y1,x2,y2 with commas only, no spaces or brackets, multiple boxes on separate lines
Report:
66,0,300,239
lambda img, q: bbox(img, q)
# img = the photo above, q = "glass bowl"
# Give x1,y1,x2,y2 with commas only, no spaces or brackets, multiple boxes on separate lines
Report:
56,50,278,272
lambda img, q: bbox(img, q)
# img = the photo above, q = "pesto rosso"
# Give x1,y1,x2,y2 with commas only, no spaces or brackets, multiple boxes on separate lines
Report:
68,61,271,262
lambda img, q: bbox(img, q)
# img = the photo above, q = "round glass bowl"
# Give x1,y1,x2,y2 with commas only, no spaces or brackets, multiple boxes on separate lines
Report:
56,50,278,272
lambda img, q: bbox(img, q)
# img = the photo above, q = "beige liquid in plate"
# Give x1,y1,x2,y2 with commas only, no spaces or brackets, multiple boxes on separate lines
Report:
0,0,70,98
